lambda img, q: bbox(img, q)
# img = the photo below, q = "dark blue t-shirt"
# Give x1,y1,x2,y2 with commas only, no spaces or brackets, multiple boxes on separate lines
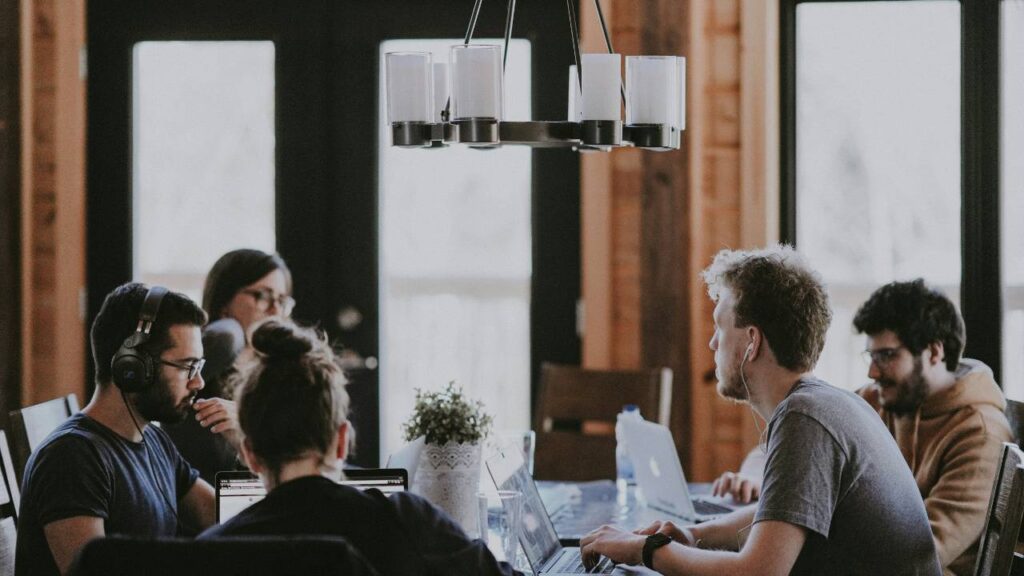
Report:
15,413,199,576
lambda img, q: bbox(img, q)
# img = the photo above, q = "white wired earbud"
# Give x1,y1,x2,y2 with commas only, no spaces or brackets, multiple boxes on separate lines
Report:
740,340,767,450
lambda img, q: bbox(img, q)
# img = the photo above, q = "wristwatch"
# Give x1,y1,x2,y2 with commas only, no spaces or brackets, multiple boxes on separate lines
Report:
642,533,673,570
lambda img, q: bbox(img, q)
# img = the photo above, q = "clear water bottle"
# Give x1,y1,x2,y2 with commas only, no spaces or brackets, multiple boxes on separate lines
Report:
615,404,641,492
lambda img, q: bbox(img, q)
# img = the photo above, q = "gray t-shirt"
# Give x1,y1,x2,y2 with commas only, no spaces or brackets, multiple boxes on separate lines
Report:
755,377,940,576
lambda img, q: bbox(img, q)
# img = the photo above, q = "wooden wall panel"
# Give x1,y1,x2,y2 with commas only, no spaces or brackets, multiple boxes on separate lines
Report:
20,0,87,408
580,0,777,481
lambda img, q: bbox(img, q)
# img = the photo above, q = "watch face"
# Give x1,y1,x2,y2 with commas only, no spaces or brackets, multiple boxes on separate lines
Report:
644,533,674,569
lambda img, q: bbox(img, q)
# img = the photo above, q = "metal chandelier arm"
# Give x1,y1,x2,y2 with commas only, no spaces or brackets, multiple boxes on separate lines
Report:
566,0,583,90
503,0,517,72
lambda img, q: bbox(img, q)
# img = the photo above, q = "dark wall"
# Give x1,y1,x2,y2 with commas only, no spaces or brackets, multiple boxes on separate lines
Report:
0,0,21,427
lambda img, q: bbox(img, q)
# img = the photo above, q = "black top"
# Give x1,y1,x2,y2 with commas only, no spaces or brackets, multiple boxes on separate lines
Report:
15,414,199,576
199,475,518,576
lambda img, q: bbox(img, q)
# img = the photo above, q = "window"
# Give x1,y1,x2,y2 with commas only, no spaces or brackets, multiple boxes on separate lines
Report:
786,1,1003,385
132,41,276,302
1003,0,1024,397
792,2,961,389
377,39,533,456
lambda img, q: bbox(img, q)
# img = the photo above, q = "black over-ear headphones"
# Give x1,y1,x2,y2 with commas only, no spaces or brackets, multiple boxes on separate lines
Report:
111,286,168,393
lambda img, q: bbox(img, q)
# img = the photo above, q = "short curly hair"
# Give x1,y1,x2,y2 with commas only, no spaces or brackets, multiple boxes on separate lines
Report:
701,245,832,372
853,279,964,372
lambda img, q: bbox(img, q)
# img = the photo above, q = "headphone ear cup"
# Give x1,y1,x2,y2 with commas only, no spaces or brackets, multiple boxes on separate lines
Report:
111,347,155,393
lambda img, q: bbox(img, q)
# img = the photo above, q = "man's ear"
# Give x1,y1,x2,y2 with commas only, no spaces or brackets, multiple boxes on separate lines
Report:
336,421,350,461
745,327,762,360
927,341,945,367
239,437,263,474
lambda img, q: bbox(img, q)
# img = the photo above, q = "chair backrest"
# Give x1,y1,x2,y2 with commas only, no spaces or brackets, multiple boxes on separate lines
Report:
0,432,17,576
0,431,19,523
8,393,80,487
975,442,1024,576
532,363,672,481
68,535,380,576
1005,399,1024,446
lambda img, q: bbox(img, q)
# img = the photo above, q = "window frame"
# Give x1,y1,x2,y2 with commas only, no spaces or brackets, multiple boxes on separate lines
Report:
780,0,1003,382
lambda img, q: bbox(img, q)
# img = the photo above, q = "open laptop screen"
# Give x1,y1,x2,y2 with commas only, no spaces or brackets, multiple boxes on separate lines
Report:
486,447,561,569
215,468,409,523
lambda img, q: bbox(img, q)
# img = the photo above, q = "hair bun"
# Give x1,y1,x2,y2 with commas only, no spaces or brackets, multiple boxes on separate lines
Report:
251,319,313,360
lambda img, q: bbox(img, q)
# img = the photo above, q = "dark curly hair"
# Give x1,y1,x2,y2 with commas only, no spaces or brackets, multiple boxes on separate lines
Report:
853,279,964,372
701,245,832,372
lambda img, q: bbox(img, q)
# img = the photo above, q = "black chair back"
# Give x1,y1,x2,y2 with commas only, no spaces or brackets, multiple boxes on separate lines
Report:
1005,399,1024,446
69,535,380,576
975,442,1024,576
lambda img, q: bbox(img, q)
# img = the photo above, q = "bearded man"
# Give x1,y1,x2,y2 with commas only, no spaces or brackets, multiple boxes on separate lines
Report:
853,279,1012,575
15,283,239,576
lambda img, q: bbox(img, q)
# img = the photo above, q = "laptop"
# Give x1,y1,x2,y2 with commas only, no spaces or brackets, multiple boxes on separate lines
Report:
620,418,736,522
214,468,409,523
486,447,616,575
385,435,425,487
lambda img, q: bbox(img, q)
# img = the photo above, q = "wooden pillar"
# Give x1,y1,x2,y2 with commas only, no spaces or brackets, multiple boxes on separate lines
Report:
579,0,778,480
20,0,87,407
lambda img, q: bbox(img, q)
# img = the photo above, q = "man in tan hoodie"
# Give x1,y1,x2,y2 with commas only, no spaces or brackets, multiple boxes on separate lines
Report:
851,279,1012,576
713,279,1012,576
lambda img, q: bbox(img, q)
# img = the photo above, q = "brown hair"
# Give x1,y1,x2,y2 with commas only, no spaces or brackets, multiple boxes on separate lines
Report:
231,319,349,474
701,245,832,372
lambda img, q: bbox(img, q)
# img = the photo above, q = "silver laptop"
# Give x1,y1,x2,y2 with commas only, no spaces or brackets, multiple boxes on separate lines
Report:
621,418,737,522
486,447,615,575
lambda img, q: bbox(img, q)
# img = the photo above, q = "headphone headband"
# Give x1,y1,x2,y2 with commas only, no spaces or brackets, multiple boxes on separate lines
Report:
137,286,168,336
112,285,168,392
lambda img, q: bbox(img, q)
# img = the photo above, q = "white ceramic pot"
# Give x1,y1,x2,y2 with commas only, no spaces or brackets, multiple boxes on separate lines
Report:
413,441,482,536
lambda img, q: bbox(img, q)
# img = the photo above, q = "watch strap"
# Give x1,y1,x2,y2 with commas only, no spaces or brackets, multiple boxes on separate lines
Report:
642,533,673,570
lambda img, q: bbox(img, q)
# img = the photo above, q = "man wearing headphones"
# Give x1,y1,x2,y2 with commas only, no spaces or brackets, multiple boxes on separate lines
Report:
580,246,940,575
15,283,238,576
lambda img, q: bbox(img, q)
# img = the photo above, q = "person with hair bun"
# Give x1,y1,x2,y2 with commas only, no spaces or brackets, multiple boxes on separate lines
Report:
198,319,518,576
166,248,295,483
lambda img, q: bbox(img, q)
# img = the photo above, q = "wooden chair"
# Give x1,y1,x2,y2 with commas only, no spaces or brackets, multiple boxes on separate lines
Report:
1005,399,1024,447
68,535,380,576
8,393,80,487
975,442,1024,576
532,363,672,481
0,431,17,576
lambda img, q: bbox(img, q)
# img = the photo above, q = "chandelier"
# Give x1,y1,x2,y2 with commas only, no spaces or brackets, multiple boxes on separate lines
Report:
384,0,686,151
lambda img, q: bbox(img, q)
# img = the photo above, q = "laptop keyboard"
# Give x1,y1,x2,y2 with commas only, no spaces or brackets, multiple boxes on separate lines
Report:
549,549,614,574
692,498,733,516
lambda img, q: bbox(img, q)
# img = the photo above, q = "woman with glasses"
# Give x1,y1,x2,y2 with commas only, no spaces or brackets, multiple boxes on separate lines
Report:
167,248,295,485
199,319,516,576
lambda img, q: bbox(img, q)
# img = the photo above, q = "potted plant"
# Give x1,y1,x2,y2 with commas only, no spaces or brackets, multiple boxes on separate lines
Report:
403,382,493,534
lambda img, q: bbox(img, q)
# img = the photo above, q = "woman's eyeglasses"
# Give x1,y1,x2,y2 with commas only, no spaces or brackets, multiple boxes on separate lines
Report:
241,288,295,316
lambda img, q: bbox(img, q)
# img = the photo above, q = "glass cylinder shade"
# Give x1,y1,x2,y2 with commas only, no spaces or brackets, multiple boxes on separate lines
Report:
676,57,686,130
626,55,680,126
432,62,450,122
567,65,582,122
450,44,503,121
386,52,433,124
581,53,621,121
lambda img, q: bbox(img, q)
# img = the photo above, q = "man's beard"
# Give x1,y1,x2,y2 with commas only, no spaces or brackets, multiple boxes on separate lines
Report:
878,357,929,416
133,373,193,424
716,360,749,402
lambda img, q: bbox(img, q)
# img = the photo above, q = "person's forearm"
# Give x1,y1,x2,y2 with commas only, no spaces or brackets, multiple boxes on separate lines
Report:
648,542,751,576
688,505,757,551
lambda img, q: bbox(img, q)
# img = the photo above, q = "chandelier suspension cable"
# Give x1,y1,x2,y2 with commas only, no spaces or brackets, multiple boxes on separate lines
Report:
592,0,626,106
502,0,517,72
566,0,583,90
443,0,487,121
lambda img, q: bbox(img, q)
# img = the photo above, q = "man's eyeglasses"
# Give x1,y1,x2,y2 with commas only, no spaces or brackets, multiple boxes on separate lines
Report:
158,357,206,380
241,288,295,316
861,347,904,368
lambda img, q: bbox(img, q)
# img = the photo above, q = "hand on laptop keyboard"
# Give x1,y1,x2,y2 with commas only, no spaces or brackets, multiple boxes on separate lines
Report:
579,525,644,572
